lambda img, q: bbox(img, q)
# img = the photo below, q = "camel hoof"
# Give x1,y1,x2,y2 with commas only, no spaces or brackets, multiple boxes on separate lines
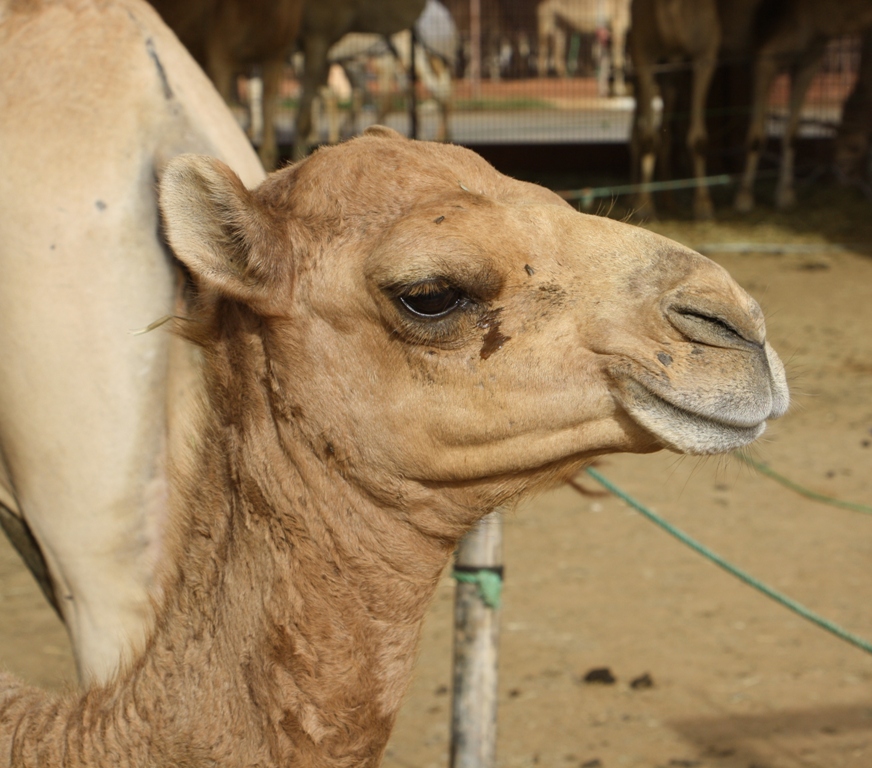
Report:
734,189,755,214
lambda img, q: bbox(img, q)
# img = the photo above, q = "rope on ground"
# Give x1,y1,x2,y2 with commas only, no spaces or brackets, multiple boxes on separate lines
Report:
733,453,872,515
556,173,734,208
555,168,796,210
695,242,872,255
582,467,872,657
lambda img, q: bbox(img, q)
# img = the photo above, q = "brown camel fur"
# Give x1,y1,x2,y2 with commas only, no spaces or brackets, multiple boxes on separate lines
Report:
629,0,721,220
735,0,872,211
0,125,788,766
0,0,264,683
148,0,303,170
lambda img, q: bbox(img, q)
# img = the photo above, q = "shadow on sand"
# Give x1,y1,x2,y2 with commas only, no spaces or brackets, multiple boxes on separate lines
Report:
671,703,872,766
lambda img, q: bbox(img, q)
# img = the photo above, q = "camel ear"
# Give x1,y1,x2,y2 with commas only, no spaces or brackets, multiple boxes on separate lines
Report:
159,154,283,308
363,125,408,141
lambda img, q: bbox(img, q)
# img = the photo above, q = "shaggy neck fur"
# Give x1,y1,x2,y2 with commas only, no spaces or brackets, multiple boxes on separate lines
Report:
0,302,468,768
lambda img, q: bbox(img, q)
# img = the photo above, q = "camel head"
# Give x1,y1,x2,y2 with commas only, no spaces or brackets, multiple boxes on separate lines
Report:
160,126,788,513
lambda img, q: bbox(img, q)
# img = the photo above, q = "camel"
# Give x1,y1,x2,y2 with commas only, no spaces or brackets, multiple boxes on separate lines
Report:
442,0,502,80
318,0,457,144
0,123,788,766
734,0,872,212
628,0,721,220
537,0,630,96
442,0,537,81
0,0,264,683
835,31,872,186
293,0,427,159
148,0,304,170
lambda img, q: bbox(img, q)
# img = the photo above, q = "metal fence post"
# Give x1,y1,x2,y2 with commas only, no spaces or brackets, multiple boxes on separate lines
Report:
450,510,503,768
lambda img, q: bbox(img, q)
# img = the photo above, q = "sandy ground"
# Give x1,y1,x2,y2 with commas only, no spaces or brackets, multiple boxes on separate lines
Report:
1,181,871,768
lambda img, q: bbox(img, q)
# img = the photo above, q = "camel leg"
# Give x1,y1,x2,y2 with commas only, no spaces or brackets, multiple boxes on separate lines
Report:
435,58,452,143
735,51,780,213
611,27,627,97
341,62,367,139
351,84,364,138
657,72,678,193
421,52,452,143
537,29,550,76
374,53,395,128
688,53,717,220
206,49,234,105
247,76,264,146
256,59,284,171
322,78,341,145
204,37,241,129
294,36,331,161
554,27,567,78
631,59,660,219
775,46,825,210
596,35,610,97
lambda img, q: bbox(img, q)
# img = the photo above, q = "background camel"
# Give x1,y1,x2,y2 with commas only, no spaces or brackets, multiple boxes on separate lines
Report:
318,0,458,144
537,0,630,96
0,125,788,766
734,0,872,211
148,0,303,170
0,0,264,683
441,0,539,81
834,30,872,187
293,0,427,159
628,0,721,220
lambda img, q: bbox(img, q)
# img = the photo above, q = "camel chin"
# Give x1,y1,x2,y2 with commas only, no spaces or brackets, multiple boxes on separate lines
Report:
619,379,769,455
617,347,789,455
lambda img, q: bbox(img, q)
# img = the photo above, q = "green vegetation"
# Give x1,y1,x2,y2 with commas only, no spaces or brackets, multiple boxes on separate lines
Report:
453,97,556,112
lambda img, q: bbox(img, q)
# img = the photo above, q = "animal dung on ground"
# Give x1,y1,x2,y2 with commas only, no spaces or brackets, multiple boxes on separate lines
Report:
630,672,655,690
582,667,617,685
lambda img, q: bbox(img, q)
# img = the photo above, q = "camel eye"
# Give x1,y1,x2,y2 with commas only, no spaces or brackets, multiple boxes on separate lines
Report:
398,282,465,318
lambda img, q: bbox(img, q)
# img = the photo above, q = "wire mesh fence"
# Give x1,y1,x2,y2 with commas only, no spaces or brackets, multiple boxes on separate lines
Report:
231,7,863,154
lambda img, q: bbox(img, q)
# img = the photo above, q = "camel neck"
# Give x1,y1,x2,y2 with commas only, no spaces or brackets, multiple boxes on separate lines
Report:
141,334,459,766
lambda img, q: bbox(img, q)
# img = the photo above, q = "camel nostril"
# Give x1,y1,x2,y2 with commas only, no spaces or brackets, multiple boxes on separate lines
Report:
667,305,764,350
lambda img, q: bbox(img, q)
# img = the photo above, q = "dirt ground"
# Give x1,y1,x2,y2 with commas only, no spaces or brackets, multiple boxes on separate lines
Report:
1,179,871,768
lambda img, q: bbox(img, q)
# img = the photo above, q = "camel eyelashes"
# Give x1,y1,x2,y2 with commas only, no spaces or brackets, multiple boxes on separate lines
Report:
396,281,468,318
670,307,759,349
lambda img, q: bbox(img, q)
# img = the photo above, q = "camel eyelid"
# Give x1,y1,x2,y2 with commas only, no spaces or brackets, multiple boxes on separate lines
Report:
393,280,471,319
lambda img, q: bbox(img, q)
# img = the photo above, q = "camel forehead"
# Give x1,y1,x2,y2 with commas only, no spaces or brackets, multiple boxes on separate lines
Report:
285,134,566,215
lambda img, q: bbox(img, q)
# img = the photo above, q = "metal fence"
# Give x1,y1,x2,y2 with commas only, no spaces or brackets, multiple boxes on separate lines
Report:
239,21,861,151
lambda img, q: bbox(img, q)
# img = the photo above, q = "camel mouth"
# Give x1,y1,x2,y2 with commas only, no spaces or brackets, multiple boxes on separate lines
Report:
618,378,768,455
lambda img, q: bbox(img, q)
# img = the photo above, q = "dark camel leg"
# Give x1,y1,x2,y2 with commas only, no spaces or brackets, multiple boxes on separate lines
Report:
631,55,661,219
775,44,825,210
259,58,284,170
294,36,331,160
735,50,780,212
611,27,627,97
688,51,718,220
